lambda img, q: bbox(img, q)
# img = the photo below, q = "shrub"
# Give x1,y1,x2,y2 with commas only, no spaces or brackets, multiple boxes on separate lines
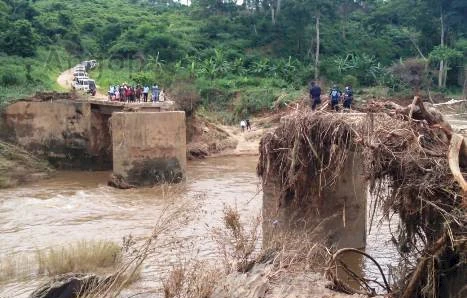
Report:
130,72,154,86
234,89,277,118
342,75,359,87
389,58,429,92
1,72,22,86
168,80,201,116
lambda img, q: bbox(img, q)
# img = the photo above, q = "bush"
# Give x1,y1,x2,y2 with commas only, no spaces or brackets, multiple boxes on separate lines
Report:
130,72,154,86
389,58,429,92
1,72,22,86
234,89,277,118
168,81,201,116
342,75,359,87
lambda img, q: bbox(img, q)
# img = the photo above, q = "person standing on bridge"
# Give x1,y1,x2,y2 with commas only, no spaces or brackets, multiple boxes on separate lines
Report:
125,86,132,103
108,85,115,101
309,81,322,111
115,87,120,101
143,85,149,102
119,85,125,102
329,85,342,112
152,84,160,102
136,85,142,103
343,85,353,111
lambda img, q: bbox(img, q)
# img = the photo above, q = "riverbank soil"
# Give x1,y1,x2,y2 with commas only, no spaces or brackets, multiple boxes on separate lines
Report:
187,109,287,158
0,141,52,188
213,263,376,298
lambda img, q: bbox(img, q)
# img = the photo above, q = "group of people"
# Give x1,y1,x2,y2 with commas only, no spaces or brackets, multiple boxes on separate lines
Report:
240,119,251,132
108,84,163,103
309,81,353,111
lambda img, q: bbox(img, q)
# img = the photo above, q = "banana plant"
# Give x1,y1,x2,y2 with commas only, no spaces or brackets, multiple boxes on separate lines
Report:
146,52,165,74
251,58,270,75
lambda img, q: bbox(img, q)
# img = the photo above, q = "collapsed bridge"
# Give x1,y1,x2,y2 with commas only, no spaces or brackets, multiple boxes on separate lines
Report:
258,98,466,297
1,97,187,186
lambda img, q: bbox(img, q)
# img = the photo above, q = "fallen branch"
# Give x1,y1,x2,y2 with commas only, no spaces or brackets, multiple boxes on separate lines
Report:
326,248,391,296
448,133,467,208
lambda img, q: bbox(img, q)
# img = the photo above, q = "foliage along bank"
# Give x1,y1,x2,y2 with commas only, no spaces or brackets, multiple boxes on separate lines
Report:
0,0,466,120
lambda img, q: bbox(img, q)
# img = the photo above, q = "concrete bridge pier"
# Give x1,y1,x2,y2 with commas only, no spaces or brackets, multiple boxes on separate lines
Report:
262,151,367,249
111,111,187,186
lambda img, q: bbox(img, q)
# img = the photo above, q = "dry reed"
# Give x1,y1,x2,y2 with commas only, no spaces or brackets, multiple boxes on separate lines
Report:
78,199,195,298
0,240,121,284
36,240,121,275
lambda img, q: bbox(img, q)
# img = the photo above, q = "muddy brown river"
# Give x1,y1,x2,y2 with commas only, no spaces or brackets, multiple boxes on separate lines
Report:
0,156,398,297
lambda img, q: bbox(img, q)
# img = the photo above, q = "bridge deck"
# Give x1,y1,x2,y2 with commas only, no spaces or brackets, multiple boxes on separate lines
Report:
59,98,176,114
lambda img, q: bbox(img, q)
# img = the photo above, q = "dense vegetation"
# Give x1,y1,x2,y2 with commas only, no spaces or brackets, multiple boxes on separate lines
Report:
0,0,466,120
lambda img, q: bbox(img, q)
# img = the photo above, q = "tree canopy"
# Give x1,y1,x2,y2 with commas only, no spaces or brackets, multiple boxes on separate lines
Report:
0,0,466,115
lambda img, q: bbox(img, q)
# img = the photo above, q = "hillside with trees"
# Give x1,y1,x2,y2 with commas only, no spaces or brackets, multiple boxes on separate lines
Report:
0,0,466,121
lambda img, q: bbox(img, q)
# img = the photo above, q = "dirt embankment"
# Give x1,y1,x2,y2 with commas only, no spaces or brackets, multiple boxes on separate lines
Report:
186,112,285,159
0,141,53,188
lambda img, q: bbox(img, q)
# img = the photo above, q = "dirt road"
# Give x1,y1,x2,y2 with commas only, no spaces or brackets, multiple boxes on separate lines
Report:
57,68,107,100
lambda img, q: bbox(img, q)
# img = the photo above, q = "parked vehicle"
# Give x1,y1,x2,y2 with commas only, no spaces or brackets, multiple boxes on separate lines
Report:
72,78,96,96
74,65,85,72
73,71,88,78
82,60,98,71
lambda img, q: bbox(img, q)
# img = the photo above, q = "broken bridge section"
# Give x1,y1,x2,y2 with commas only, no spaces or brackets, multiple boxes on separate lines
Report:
2,99,187,186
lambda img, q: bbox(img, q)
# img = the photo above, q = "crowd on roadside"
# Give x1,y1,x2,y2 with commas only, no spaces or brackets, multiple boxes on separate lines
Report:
309,81,354,112
107,83,164,103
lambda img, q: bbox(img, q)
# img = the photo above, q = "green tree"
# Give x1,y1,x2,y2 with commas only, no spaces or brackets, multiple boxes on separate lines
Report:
1,19,37,57
429,45,462,88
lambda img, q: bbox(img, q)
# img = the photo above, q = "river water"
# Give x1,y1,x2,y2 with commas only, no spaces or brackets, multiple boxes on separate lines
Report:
0,156,398,297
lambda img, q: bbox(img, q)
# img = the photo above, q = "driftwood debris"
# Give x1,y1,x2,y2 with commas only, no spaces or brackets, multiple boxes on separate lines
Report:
258,96,466,297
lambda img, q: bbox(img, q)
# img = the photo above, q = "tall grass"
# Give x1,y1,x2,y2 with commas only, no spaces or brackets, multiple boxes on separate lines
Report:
78,199,196,298
0,254,36,283
36,240,121,276
0,240,121,284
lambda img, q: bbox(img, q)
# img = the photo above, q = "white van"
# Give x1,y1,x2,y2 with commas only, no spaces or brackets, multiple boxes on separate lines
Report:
72,78,96,92
74,73,89,82
82,60,98,70
73,70,88,77
74,65,85,72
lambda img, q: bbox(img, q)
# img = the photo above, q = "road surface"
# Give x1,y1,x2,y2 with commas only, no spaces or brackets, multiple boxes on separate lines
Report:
57,68,107,100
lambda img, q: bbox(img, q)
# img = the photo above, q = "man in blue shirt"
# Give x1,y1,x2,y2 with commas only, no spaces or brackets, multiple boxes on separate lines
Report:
329,85,342,111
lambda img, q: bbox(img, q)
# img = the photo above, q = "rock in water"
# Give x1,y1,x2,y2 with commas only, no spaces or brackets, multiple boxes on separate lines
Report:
30,273,100,298
108,174,134,189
